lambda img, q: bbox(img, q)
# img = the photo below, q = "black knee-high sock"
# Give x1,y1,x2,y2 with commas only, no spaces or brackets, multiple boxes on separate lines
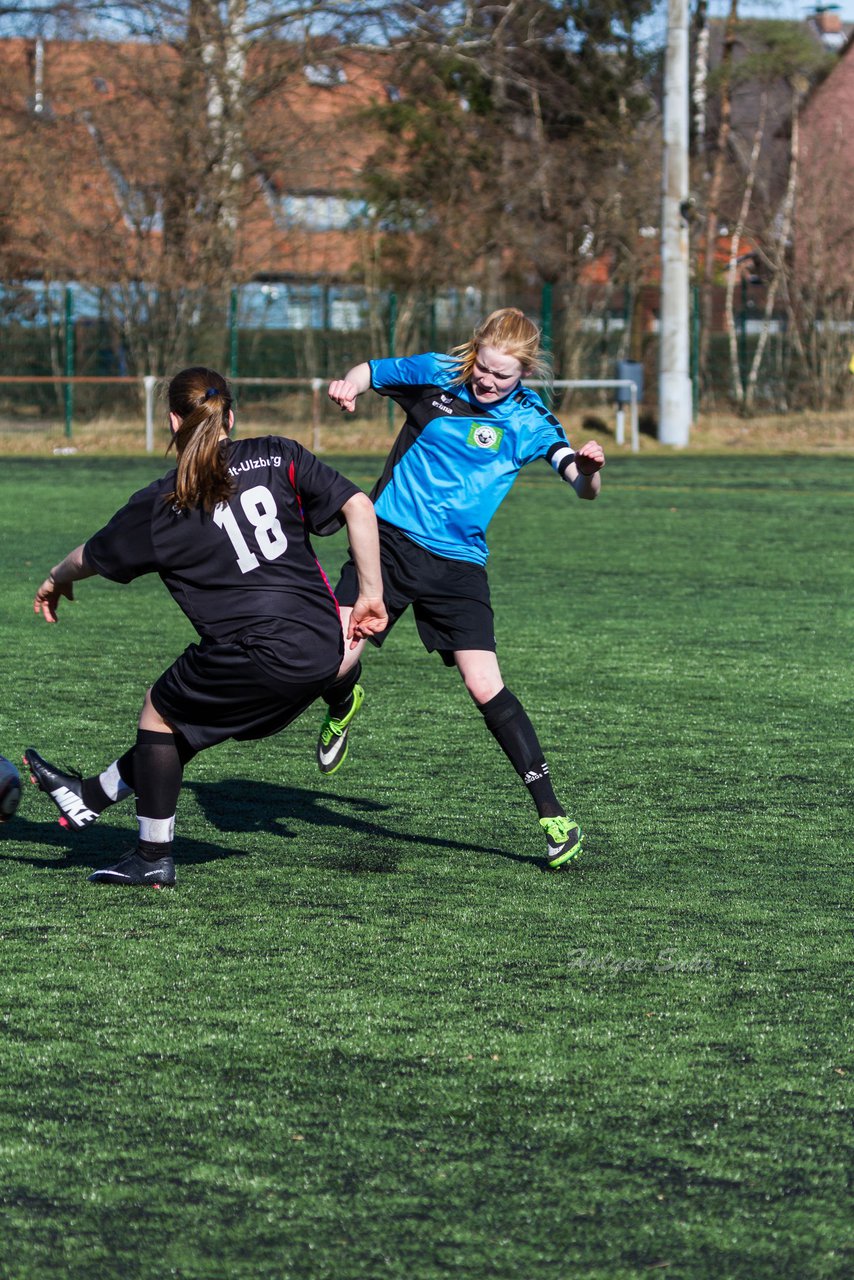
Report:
133,729,192,861
478,686,563,819
81,738,197,812
323,660,362,719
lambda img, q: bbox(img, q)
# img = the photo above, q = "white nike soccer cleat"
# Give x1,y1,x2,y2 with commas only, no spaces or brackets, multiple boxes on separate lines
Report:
24,747,100,831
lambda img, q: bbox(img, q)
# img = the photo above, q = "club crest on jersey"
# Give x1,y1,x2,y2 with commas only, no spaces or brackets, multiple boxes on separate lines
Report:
467,423,503,451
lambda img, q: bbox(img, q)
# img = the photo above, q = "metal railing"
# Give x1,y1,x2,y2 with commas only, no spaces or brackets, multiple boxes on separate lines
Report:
534,379,639,452
0,374,640,453
142,376,325,453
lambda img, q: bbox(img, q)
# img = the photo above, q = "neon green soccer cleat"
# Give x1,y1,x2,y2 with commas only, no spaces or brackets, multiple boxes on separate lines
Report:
316,684,365,775
539,815,584,868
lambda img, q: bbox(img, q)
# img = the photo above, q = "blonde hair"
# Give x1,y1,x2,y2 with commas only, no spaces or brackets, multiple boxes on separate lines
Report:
165,366,234,513
449,307,551,385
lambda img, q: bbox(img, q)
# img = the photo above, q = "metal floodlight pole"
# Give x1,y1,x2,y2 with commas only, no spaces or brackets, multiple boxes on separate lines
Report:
144,375,157,453
659,0,693,446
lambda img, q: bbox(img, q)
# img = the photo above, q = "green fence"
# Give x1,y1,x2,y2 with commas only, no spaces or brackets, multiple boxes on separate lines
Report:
1,279,850,434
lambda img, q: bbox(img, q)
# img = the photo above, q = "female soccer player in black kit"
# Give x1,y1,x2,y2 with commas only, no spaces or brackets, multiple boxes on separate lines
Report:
25,366,386,886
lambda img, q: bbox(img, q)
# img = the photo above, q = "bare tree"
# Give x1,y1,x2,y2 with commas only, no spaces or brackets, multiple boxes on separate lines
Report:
696,0,738,398
723,92,765,406
356,1,659,369
695,12,833,410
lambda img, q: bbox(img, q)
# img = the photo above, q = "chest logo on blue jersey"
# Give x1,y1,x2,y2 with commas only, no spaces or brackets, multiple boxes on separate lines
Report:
467,423,503,451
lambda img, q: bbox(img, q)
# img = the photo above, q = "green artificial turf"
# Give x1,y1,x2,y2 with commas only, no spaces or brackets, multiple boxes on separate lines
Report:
0,454,851,1279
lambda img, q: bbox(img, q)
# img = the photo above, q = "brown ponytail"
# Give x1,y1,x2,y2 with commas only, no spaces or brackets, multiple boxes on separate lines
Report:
165,367,235,513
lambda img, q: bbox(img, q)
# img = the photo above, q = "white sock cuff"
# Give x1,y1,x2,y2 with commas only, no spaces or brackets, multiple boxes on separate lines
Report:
100,761,133,803
137,814,175,843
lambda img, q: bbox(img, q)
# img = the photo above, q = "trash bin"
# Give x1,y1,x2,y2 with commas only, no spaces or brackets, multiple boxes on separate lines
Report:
615,360,643,405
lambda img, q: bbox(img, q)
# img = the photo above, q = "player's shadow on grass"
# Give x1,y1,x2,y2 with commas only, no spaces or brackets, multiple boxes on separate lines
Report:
184,779,534,871
1,782,541,875
0,812,242,874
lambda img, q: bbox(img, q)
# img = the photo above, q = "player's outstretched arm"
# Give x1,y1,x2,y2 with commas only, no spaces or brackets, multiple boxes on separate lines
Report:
339,492,387,647
569,440,605,500
328,362,372,414
33,543,97,623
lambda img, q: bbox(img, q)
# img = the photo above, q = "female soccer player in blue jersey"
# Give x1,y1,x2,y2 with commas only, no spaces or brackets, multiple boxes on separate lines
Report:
25,366,386,886
317,307,605,868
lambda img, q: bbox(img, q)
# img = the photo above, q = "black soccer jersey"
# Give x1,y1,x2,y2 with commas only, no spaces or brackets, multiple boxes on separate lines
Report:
83,436,359,682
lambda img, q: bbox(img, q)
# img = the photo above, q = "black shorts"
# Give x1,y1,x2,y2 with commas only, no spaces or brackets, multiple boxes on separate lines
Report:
336,521,496,665
150,639,336,752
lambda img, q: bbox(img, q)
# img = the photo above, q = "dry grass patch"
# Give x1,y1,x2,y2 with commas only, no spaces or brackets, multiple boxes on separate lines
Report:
1,404,851,457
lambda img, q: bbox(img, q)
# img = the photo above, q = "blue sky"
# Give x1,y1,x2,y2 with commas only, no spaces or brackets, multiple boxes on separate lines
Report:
639,1,853,51
4,2,853,45
716,1,854,17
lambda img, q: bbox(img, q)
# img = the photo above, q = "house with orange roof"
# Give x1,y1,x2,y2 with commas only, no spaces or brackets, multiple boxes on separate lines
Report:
0,35,394,287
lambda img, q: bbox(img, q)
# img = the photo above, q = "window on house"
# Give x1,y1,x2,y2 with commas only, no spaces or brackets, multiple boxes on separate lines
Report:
304,63,346,87
278,194,367,231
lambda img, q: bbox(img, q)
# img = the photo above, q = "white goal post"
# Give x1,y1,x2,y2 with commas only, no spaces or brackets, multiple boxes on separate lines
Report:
530,379,640,453
0,374,639,454
147,376,640,454
148,373,640,455
145,376,325,454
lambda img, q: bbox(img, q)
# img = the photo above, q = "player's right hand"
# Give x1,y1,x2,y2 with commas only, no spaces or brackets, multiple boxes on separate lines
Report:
33,576,74,624
347,595,388,647
328,379,360,413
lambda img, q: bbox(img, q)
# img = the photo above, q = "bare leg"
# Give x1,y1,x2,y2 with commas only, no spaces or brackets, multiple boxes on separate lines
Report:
334,606,366,681
453,649,505,706
139,686,175,733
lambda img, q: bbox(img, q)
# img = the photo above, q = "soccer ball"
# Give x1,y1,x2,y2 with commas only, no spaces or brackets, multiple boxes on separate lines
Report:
0,756,21,823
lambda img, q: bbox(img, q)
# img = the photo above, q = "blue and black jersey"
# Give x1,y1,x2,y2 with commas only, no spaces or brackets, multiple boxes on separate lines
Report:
368,353,575,565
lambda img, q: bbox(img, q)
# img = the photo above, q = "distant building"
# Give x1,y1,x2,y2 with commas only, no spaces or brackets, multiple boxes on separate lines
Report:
797,19,854,289
0,36,393,287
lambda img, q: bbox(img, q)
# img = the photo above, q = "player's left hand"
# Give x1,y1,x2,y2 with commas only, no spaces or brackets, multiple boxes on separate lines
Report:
33,575,74,624
347,596,388,647
575,440,606,476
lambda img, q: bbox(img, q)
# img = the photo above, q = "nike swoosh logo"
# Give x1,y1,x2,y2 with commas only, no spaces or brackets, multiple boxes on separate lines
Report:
92,867,172,882
50,786,98,824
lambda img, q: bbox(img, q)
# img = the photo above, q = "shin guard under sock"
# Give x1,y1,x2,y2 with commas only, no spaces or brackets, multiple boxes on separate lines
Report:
133,729,187,861
324,660,363,719
478,686,562,818
81,737,197,816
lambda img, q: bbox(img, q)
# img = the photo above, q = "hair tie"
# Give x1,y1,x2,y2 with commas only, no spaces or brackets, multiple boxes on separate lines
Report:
204,387,219,400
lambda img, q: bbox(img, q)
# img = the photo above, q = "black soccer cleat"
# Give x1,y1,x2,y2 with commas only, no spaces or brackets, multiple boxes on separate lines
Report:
88,849,176,887
24,747,100,831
